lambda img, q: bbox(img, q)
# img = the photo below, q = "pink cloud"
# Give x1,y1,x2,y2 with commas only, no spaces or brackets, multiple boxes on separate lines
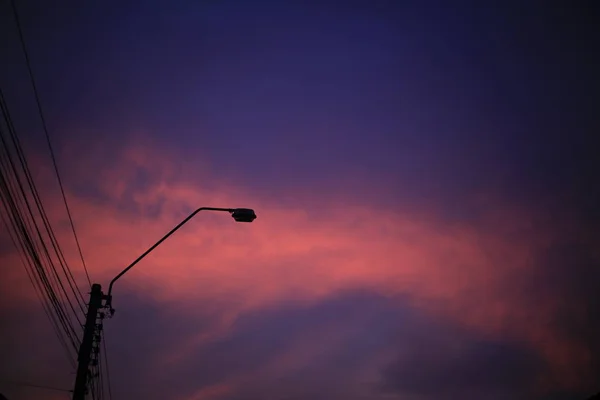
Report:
2,138,597,396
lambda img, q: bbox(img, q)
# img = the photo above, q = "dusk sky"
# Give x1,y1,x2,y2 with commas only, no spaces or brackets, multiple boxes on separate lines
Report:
1,1,599,399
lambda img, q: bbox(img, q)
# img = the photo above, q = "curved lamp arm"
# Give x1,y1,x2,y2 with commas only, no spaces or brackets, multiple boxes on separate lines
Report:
105,206,256,313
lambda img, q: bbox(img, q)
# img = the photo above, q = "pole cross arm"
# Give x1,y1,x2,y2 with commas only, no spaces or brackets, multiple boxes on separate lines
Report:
105,206,256,313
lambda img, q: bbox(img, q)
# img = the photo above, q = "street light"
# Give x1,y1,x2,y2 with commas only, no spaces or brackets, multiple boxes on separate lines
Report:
105,206,256,314
72,208,256,399
231,208,258,222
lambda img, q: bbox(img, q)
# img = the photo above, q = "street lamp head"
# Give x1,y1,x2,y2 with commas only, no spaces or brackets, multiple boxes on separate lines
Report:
231,208,257,222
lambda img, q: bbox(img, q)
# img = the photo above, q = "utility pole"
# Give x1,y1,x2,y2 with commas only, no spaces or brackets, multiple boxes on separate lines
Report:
68,207,256,399
72,283,104,400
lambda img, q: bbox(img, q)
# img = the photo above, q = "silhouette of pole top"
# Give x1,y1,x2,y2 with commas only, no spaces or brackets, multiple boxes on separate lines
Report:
105,206,256,313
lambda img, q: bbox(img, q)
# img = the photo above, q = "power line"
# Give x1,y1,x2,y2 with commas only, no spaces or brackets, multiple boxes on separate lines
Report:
98,353,104,400
0,88,86,316
0,89,84,342
0,205,76,367
1,0,89,346
9,0,92,288
0,207,77,366
102,328,113,400
0,379,73,394
1,88,90,377
1,4,100,396
0,126,80,355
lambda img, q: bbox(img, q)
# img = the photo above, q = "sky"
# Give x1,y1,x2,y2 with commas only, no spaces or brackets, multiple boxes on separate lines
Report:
0,0,599,399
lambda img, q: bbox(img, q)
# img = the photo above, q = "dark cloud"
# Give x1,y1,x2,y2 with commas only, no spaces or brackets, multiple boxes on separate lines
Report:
98,290,228,400
526,237,600,395
380,331,543,399
2,255,597,400
100,288,570,400
105,289,406,399
0,303,74,399
375,229,600,400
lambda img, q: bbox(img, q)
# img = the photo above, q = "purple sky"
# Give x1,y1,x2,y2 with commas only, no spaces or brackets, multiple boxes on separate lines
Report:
1,1,599,399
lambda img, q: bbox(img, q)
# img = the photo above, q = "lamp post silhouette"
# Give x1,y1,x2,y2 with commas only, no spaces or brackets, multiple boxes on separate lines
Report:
105,206,256,313
72,206,256,400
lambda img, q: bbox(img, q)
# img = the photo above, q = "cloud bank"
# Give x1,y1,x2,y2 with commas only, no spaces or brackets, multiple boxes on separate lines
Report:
1,137,598,399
